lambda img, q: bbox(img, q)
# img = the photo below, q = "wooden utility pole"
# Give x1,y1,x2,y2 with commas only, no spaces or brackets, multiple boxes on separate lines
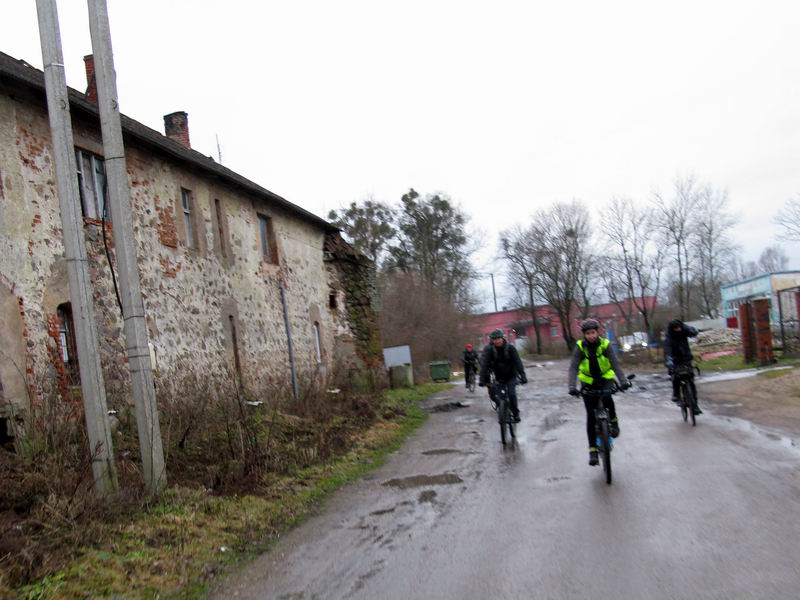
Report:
86,0,166,493
35,0,118,494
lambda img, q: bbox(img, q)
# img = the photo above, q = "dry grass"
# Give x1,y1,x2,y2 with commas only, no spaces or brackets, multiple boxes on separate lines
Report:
0,362,446,598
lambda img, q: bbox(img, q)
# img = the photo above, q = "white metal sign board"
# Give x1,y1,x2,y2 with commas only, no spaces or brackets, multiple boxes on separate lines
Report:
383,345,412,369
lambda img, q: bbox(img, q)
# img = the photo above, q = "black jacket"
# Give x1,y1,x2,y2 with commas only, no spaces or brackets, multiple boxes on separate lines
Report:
462,349,479,367
663,320,699,365
479,342,527,385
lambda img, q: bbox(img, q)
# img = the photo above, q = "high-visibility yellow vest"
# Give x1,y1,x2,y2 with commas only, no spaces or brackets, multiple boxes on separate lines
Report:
577,338,616,385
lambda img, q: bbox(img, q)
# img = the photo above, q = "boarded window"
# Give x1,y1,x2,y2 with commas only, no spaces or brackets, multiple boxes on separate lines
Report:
57,303,80,385
258,214,278,264
313,322,322,363
75,149,108,220
181,188,196,249
214,198,227,259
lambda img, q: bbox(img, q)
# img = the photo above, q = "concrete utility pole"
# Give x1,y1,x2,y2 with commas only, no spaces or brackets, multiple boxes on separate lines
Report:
86,0,166,493
35,0,118,494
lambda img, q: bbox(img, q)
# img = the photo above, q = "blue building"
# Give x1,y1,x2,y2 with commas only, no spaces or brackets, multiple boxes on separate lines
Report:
721,271,800,324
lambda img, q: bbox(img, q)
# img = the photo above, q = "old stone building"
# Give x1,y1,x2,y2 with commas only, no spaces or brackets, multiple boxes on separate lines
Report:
0,51,381,438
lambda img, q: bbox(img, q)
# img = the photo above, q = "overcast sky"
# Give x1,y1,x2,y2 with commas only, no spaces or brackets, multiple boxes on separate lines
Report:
4,0,800,310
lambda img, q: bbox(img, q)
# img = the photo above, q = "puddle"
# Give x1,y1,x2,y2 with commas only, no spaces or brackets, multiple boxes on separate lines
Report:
429,401,470,412
422,448,465,455
382,473,464,489
539,438,558,444
700,366,793,384
418,490,437,503
369,506,397,516
543,413,565,430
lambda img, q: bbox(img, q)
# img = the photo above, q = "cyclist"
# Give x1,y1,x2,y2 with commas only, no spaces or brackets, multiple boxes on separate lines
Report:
568,319,630,466
462,343,480,389
479,329,527,421
664,319,701,415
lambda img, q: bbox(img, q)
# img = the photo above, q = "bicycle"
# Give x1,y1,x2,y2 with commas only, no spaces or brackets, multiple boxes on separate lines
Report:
579,375,635,485
492,381,516,447
672,363,700,426
466,363,477,393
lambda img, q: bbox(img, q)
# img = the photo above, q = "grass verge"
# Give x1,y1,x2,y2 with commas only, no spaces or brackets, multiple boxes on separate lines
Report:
9,383,449,600
698,353,800,373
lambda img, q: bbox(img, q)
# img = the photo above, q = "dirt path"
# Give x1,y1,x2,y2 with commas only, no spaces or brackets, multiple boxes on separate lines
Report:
699,367,800,437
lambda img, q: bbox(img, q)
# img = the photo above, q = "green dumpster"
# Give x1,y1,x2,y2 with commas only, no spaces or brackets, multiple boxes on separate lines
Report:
429,361,451,382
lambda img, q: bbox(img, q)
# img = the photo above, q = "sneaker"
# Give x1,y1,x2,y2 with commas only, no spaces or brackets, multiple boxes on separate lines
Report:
609,419,620,438
693,407,703,416
671,395,680,403
588,448,599,466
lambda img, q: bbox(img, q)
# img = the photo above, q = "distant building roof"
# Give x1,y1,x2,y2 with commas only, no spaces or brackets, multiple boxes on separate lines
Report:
0,51,335,232
720,271,800,290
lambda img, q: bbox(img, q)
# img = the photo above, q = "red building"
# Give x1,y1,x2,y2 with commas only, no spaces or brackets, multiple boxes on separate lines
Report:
468,297,657,351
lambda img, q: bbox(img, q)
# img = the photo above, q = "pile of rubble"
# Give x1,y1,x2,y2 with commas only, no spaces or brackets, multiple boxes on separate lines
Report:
691,327,741,353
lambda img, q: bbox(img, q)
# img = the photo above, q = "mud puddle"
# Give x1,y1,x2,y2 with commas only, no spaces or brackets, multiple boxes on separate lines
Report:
429,401,471,412
422,448,473,455
382,473,464,489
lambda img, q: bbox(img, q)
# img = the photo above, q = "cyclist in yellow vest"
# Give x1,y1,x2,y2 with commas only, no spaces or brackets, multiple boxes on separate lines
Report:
568,319,630,466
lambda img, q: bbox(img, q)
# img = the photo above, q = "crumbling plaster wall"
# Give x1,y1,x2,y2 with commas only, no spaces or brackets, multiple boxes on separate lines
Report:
0,87,357,413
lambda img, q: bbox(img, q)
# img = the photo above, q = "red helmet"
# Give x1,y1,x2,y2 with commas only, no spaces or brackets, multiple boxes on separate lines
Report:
465,343,473,351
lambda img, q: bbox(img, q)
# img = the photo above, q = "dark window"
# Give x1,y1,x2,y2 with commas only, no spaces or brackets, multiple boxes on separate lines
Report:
329,291,338,310
214,198,227,258
229,315,242,378
258,214,277,263
57,303,80,385
181,188,195,249
75,149,108,220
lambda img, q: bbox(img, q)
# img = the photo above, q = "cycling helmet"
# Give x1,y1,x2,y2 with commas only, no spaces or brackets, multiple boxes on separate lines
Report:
465,343,473,351
580,318,600,332
489,328,505,340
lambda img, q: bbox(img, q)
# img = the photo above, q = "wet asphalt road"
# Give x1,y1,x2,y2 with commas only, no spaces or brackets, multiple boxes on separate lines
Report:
218,361,800,600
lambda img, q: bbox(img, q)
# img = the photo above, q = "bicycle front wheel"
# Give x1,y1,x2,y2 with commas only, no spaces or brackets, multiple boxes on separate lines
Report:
600,420,612,485
680,386,688,422
688,385,697,427
498,398,508,446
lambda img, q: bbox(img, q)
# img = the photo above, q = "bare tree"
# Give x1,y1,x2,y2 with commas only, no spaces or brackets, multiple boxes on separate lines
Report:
500,226,544,354
775,195,800,241
691,186,739,318
528,201,592,351
601,197,664,336
653,175,702,320
758,244,790,273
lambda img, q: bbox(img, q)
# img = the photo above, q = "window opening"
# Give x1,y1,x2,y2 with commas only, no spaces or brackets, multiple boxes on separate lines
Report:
75,149,108,220
181,188,195,249
258,215,273,262
550,325,559,338
214,198,226,258
329,291,338,310
313,321,322,363
229,315,242,378
57,303,80,385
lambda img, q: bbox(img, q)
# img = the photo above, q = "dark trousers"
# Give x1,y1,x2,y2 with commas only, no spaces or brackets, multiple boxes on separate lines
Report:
672,374,697,402
583,382,616,448
464,364,476,386
494,380,519,418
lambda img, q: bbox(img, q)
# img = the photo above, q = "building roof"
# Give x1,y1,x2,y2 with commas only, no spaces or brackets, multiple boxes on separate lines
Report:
0,51,335,232
720,271,800,290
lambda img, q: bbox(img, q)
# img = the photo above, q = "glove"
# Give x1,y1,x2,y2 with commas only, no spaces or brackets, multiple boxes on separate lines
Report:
665,357,674,369
568,388,580,397
519,377,528,385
